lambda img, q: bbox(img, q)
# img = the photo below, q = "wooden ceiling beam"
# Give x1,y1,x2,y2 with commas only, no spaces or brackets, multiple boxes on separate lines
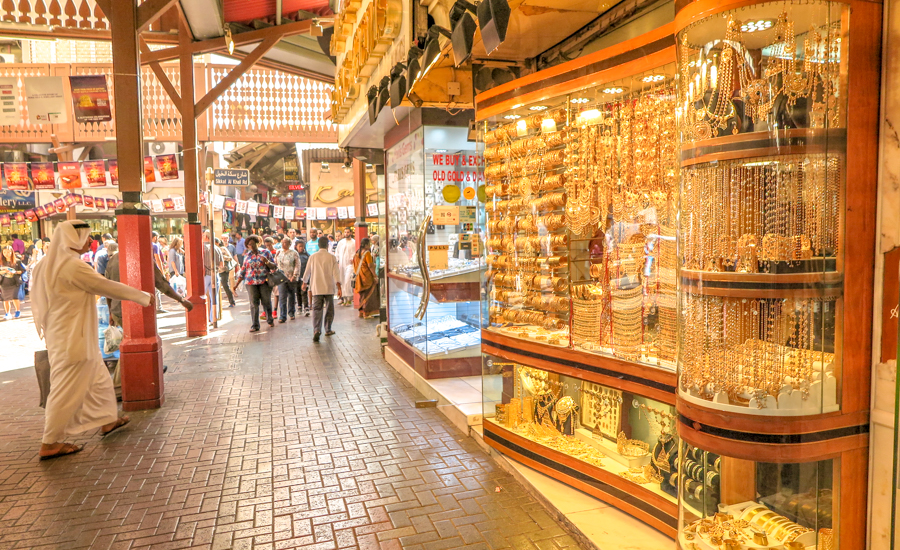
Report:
139,37,183,112
137,0,180,32
140,19,313,65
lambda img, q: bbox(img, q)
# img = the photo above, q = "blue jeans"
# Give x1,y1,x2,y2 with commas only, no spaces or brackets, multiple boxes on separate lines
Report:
278,281,297,320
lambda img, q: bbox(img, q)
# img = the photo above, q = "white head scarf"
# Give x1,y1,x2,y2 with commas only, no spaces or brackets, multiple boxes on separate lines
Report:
31,221,91,339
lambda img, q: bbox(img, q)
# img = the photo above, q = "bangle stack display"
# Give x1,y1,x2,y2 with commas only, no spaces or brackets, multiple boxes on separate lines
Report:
483,77,678,367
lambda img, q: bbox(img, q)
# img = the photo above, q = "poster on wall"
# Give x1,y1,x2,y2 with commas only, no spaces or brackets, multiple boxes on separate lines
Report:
143,156,156,183
83,160,107,187
58,161,82,189
3,163,28,190
108,159,118,185
31,162,55,189
23,76,66,124
69,75,112,123
0,77,20,125
155,154,178,180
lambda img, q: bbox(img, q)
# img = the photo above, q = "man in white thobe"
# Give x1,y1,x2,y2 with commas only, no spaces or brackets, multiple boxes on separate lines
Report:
31,221,153,460
334,227,355,307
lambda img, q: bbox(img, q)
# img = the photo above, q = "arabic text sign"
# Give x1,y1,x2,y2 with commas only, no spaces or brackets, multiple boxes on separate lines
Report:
213,168,250,186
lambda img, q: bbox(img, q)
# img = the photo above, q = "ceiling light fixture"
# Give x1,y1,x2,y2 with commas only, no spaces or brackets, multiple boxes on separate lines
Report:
602,87,625,94
571,97,590,104
641,74,665,82
529,105,547,111
224,27,234,55
740,19,773,33
503,114,521,120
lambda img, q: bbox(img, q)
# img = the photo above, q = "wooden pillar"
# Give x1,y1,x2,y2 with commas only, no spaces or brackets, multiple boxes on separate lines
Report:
179,14,208,336
109,0,164,411
351,159,368,309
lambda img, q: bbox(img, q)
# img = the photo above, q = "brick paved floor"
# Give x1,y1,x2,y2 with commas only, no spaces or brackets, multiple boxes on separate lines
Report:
0,298,584,550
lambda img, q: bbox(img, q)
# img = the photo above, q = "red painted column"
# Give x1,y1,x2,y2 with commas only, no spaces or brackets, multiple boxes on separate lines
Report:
109,0,163,410
180,14,208,337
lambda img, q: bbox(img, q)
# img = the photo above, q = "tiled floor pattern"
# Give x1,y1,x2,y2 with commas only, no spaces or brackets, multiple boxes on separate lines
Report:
0,299,584,550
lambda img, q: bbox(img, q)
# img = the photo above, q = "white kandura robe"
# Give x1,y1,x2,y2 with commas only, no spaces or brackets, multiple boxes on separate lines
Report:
32,221,151,444
335,237,356,294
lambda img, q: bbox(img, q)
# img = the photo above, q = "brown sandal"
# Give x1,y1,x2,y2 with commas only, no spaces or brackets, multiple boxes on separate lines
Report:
101,416,130,437
39,443,83,461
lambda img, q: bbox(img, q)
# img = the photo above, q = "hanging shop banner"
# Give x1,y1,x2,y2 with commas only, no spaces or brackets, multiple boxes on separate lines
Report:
306,207,315,220
155,154,179,180
337,206,348,219
143,156,156,183
69,75,112,123
96,197,106,210
0,77,19,125
162,198,175,211
273,205,284,219
257,204,271,217
12,211,24,223
0,213,8,226
108,159,118,185
64,194,77,207
58,161,82,189
284,158,299,182
83,195,94,208
212,195,226,210
236,200,247,213
285,206,295,220
173,196,185,211
224,197,236,211
72,194,83,205
53,198,66,213
35,207,49,220
246,201,258,216
348,206,355,219
326,207,338,220
366,203,378,217
317,207,327,220
24,209,37,222
83,160,107,187
295,207,306,220
150,199,164,212
108,198,119,209
213,168,250,186
24,76,66,124
3,163,28,190
31,162,55,190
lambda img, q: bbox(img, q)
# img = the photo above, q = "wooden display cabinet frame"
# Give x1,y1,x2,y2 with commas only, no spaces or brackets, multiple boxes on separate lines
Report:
672,1,881,549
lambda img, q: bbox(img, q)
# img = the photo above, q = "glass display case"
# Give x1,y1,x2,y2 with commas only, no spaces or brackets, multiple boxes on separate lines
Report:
676,1,846,416
480,62,679,369
482,353,680,531
678,450,835,550
385,123,484,378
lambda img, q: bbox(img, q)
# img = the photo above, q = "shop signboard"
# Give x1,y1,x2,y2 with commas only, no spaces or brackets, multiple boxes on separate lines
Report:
0,77,20,125
213,168,250,186
69,75,112,123
284,158,299,182
0,189,36,215
24,76,66,124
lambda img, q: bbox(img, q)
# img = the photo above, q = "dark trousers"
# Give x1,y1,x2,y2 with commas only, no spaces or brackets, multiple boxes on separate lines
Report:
296,283,309,312
278,281,297,320
247,283,272,329
219,271,235,306
311,294,334,334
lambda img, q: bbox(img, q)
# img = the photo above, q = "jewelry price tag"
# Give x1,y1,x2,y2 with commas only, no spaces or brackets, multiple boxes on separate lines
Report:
427,245,449,271
433,205,459,225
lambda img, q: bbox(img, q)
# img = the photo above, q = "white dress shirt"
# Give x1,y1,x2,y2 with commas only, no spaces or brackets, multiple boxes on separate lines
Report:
302,249,341,296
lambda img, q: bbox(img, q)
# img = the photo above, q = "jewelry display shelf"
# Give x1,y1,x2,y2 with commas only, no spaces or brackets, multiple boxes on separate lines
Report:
672,0,880,547
387,272,480,303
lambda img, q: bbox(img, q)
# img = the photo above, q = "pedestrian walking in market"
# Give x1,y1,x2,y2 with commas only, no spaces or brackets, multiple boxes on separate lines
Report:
294,237,310,316
275,237,301,322
232,235,276,333
215,238,236,308
302,236,342,343
0,245,25,319
31,221,153,460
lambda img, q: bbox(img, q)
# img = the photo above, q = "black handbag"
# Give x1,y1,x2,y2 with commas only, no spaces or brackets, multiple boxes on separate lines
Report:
267,269,288,287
